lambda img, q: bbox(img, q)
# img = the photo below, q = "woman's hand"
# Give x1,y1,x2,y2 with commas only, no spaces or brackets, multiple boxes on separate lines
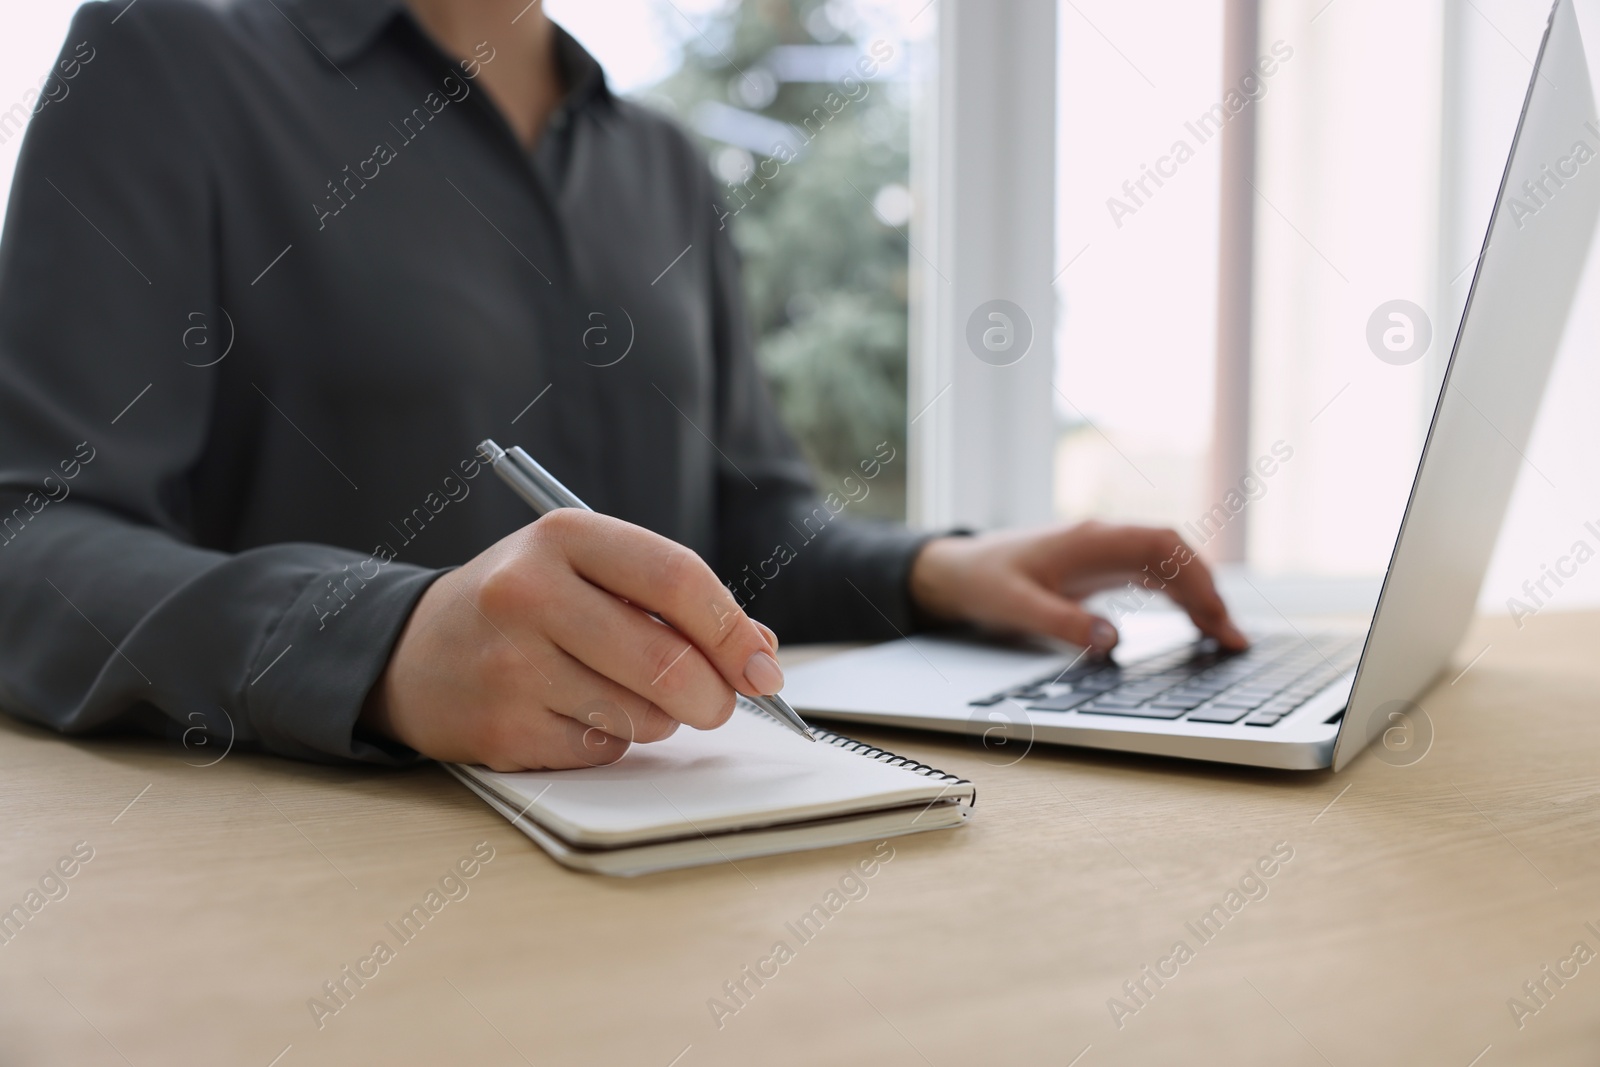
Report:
361,510,782,771
908,521,1249,654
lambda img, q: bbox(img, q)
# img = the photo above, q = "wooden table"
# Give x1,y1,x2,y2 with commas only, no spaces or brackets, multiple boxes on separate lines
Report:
3,611,1599,1066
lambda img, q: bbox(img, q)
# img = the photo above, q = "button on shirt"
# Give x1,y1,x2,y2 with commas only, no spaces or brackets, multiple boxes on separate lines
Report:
0,0,931,764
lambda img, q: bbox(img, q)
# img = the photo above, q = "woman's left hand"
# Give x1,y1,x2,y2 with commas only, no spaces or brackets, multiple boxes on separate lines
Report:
907,521,1250,654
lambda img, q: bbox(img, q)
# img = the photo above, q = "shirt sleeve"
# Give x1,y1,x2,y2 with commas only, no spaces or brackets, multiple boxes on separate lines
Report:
0,3,434,764
702,185,941,643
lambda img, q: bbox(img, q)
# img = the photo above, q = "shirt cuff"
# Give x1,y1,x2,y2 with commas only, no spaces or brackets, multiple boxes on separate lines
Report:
245,560,443,765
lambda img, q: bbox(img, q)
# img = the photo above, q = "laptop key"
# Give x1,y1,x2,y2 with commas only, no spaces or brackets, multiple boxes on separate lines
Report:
1184,704,1253,723
1090,696,1150,709
967,693,1005,706
1025,692,1097,712
1078,700,1189,720
1073,675,1120,692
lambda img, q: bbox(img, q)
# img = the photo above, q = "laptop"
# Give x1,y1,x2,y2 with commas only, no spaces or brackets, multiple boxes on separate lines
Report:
783,0,1600,772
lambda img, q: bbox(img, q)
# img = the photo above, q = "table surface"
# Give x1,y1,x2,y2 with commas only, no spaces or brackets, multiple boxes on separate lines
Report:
3,610,1599,1066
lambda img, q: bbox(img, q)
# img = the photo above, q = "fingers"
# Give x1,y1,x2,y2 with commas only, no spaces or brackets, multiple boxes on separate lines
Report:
473,651,680,771
478,709,632,773
544,510,785,699
992,576,1120,653
546,653,683,745
1132,528,1248,650
1070,525,1248,650
542,583,740,730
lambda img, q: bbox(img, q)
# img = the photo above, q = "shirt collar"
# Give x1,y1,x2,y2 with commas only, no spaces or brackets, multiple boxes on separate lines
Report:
552,24,612,111
284,0,613,111
287,0,406,65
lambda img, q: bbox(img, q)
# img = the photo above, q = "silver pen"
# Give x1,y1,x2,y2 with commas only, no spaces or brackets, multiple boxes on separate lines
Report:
478,438,815,742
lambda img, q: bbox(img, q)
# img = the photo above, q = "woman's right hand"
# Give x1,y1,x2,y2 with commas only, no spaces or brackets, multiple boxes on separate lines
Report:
360,510,783,771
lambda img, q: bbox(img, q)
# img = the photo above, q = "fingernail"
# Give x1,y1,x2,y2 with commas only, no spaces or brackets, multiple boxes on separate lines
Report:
743,650,785,695
1090,620,1118,651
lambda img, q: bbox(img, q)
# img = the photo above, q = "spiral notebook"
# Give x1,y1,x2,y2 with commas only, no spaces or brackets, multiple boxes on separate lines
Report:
445,703,975,876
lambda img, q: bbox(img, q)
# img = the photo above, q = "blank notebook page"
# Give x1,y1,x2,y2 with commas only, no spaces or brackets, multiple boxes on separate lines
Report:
467,707,965,847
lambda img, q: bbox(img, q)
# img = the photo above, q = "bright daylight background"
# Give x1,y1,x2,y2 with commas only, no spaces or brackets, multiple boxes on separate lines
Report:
1053,0,1600,630
4,0,1600,631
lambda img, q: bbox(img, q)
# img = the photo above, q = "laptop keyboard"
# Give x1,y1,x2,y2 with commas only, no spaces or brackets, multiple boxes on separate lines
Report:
967,632,1363,728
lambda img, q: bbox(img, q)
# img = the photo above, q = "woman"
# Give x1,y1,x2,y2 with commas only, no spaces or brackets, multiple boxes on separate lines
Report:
0,0,1244,771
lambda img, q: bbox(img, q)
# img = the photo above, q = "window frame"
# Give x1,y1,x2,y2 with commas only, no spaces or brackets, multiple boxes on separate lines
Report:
907,0,1059,532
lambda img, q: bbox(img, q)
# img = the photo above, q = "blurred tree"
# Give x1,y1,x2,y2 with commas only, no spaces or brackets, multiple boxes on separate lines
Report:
643,0,910,519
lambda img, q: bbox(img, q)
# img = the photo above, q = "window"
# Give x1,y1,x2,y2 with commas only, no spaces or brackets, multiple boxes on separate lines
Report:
1052,0,1447,582
1046,0,1600,614
1248,0,1445,579
1052,0,1225,535
0,2,82,202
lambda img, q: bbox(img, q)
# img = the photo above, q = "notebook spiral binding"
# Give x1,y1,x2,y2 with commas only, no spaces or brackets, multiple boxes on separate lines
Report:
741,700,976,807
812,727,977,808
